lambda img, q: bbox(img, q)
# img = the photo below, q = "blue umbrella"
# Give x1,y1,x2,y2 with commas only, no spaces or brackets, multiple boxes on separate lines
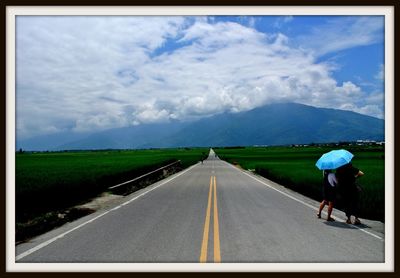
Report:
315,149,354,170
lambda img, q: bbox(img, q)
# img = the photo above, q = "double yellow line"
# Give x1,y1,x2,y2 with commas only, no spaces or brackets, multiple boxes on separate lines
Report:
200,176,221,263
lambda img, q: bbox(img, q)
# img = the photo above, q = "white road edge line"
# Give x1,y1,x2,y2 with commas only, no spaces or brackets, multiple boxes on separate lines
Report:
16,162,200,261
225,161,384,241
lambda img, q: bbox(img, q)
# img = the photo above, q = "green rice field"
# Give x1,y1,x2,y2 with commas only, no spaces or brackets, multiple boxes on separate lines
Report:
16,148,208,223
214,145,385,222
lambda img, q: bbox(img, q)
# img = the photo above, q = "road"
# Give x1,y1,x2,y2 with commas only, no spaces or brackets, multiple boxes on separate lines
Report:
16,149,384,263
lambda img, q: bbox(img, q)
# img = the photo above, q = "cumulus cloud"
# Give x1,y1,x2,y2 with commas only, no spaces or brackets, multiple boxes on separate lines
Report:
16,16,384,139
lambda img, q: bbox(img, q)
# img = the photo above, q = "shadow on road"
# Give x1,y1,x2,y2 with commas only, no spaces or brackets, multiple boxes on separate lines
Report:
323,221,370,230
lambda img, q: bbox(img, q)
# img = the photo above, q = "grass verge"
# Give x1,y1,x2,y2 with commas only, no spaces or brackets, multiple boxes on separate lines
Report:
215,145,384,222
16,148,208,242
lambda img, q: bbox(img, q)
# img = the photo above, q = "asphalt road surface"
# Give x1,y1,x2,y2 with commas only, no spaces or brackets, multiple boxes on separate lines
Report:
16,150,384,263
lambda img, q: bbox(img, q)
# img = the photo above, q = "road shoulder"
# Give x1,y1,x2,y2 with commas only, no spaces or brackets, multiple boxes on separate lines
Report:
225,161,385,239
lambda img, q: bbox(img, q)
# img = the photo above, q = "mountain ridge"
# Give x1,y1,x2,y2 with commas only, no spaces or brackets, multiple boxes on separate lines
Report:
17,103,384,151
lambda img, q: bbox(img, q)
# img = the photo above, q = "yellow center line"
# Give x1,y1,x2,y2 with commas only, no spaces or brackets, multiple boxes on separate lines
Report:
200,176,213,263
200,175,221,263
213,176,221,263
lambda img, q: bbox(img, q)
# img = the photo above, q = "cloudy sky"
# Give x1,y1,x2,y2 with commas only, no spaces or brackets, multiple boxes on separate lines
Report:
16,15,385,139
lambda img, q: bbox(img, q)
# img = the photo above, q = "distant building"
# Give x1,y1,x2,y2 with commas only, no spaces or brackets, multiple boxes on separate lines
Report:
356,139,385,146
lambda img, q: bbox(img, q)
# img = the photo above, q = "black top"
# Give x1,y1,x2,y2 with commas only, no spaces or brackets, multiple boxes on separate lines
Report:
336,163,359,190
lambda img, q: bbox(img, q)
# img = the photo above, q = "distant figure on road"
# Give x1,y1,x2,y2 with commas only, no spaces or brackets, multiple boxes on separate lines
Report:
336,162,364,225
317,170,337,221
201,152,206,164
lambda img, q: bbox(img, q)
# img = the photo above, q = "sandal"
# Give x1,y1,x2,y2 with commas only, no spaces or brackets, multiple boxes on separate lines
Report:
354,218,361,225
317,213,321,219
346,219,352,224
327,217,335,222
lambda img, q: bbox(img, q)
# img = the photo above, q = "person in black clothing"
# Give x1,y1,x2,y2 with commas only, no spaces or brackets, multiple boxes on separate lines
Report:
317,170,337,221
336,162,364,225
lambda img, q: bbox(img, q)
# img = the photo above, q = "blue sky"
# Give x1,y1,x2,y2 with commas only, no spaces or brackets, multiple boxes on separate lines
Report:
16,15,385,139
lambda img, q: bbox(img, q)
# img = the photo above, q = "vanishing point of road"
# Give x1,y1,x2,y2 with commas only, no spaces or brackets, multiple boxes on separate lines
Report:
16,149,384,263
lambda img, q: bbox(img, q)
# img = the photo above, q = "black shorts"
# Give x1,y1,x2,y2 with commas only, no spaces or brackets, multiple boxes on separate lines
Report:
323,184,336,202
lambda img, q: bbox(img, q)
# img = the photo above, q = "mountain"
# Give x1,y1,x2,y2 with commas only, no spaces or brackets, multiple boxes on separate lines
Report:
16,131,90,151
17,103,384,151
160,103,384,147
54,121,186,150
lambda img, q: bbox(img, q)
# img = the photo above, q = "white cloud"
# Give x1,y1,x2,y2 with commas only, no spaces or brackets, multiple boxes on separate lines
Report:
16,16,384,139
273,16,294,29
297,16,384,57
375,64,384,80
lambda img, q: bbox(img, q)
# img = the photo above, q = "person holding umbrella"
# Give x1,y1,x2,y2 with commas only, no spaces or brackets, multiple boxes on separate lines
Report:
317,169,338,221
315,149,361,223
336,162,364,225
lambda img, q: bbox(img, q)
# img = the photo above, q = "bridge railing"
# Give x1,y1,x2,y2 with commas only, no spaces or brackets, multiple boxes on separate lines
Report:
108,160,182,195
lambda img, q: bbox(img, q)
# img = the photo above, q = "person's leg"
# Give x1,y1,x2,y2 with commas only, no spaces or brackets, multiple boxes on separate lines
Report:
343,195,352,224
317,200,326,218
352,192,361,224
327,201,335,221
